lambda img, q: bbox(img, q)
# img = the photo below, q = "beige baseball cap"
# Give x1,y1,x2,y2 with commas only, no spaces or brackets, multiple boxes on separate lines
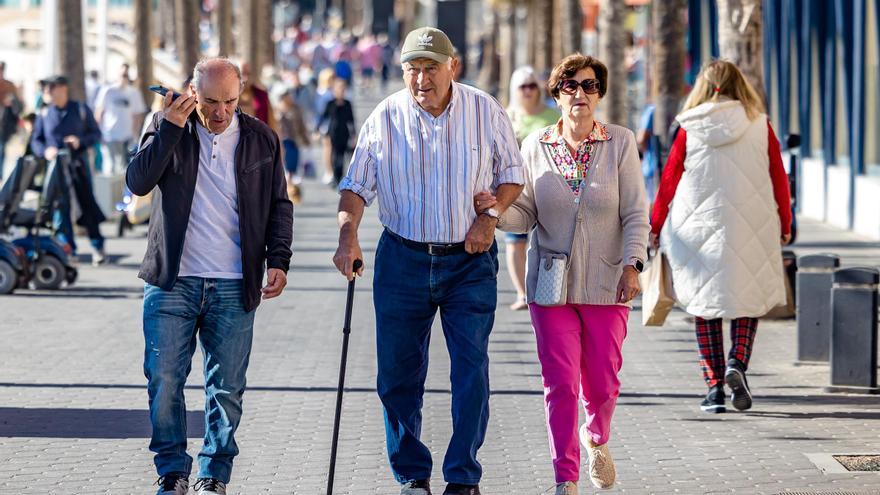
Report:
400,27,455,64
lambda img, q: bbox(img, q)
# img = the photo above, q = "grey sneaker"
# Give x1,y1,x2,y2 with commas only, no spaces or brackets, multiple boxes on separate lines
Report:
156,473,189,495
194,478,226,495
554,481,578,495
400,479,432,495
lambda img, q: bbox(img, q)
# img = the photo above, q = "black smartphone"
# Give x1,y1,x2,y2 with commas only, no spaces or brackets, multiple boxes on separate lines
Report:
148,85,183,101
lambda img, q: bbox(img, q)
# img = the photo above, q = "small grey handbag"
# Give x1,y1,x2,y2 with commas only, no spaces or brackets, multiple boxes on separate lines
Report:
534,253,569,306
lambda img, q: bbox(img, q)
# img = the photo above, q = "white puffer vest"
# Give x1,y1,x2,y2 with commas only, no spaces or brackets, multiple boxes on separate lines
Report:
661,100,785,319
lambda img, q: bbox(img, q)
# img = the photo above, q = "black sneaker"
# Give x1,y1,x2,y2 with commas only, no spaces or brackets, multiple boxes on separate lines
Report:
155,473,189,495
700,385,726,413
725,359,753,411
443,483,481,495
400,479,432,494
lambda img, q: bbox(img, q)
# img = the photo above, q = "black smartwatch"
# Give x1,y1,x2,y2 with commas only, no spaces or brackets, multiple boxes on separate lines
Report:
629,259,644,273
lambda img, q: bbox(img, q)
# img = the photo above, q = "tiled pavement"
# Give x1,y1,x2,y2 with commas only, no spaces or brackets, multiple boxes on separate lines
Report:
0,87,879,494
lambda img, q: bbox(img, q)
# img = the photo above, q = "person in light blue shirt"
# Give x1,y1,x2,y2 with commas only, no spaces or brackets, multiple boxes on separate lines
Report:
333,27,524,495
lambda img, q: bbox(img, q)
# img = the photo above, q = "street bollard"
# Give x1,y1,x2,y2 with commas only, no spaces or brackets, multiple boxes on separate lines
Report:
827,267,880,394
796,254,840,363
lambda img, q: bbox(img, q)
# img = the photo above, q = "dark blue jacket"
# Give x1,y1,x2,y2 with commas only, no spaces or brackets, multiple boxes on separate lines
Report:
30,101,101,159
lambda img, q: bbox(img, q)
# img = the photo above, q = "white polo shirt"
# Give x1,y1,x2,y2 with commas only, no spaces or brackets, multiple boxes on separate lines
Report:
178,114,243,279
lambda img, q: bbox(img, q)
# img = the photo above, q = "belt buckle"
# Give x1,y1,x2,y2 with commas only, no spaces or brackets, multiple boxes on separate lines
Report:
427,243,445,256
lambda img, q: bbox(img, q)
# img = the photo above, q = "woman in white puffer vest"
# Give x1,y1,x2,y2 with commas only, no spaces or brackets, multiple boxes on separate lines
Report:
650,61,792,414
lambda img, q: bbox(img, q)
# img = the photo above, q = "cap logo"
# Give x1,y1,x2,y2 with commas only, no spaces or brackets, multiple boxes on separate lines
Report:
417,33,433,48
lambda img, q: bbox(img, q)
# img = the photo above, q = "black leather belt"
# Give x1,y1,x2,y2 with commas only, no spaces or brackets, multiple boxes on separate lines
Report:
385,229,467,256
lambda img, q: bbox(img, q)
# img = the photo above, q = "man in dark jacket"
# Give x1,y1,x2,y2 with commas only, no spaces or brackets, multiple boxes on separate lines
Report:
30,75,107,263
126,58,293,495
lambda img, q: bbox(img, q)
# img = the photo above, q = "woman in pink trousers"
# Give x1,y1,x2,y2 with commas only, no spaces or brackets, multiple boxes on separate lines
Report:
476,54,649,494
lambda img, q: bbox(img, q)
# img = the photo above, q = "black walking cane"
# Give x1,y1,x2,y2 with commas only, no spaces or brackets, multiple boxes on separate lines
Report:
327,259,362,495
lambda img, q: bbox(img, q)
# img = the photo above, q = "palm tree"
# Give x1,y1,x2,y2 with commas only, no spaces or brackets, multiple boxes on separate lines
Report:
57,0,86,101
242,0,274,75
174,0,200,80
134,0,154,105
599,0,626,124
498,1,517,106
158,0,176,52
478,4,501,97
716,0,767,104
651,0,687,151
552,0,582,61
259,0,275,69
528,0,553,75
216,0,233,58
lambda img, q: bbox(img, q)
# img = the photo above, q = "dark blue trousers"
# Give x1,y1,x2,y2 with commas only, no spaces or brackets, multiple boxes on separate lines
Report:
373,230,498,485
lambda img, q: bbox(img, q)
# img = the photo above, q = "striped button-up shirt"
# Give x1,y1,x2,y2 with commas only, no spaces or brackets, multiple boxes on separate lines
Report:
339,82,525,243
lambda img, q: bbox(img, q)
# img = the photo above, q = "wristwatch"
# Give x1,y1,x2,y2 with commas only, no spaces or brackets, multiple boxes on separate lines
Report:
481,208,500,220
629,259,644,273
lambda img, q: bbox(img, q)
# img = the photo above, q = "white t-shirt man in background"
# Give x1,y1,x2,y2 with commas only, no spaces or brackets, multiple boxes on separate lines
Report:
95,63,146,174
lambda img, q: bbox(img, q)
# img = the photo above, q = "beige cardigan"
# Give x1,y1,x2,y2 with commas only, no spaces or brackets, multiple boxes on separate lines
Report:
498,123,650,306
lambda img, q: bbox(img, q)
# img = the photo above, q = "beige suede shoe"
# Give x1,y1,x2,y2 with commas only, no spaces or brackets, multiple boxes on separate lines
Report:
586,442,616,489
554,481,578,495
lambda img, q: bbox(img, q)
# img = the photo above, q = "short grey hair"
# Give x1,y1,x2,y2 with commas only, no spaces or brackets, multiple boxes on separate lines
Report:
191,57,244,92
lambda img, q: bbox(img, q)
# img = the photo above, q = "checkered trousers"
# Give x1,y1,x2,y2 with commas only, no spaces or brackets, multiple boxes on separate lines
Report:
694,317,758,387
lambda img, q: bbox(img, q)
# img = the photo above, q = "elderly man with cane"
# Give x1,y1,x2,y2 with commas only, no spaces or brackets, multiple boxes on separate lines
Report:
333,27,524,495
127,57,293,495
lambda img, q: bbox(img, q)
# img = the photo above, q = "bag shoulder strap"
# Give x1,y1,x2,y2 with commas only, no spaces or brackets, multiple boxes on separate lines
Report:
539,143,580,267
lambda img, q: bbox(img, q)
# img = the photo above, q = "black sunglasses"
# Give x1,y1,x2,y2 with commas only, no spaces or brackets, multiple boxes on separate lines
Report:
519,82,540,91
557,78,601,95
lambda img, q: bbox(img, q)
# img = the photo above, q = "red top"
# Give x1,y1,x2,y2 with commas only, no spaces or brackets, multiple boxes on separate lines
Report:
650,121,792,236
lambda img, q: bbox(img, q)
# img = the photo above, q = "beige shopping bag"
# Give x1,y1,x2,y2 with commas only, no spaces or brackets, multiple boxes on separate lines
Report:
640,252,676,326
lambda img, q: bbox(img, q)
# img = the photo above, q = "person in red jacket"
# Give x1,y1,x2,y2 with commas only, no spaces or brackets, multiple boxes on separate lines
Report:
650,60,792,414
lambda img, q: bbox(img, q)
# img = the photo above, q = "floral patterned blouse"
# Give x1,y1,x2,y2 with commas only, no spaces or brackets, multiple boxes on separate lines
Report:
539,120,611,201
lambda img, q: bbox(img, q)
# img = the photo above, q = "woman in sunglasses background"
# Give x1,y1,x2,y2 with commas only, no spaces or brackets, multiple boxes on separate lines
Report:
475,54,648,494
504,66,560,311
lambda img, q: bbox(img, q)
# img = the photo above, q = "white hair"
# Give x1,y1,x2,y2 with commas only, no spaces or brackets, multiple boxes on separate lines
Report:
401,57,455,71
507,66,539,113
191,57,244,92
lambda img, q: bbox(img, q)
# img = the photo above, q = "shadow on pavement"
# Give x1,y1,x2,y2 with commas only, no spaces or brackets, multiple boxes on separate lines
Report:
0,407,204,439
0,381,544,396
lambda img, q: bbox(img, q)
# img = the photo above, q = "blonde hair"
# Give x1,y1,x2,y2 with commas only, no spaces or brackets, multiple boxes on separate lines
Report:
317,68,336,90
682,60,765,120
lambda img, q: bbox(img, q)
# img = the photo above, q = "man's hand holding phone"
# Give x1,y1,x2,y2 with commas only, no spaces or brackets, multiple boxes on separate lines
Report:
163,90,197,128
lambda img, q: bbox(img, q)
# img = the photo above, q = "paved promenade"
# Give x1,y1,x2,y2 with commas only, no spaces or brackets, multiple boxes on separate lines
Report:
1,88,879,494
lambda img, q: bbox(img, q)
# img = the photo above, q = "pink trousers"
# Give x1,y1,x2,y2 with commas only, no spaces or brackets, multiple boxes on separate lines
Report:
529,303,629,483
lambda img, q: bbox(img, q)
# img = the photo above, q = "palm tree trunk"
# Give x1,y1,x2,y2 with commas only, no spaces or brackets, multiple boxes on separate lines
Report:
239,0,271,75
530,0,553,75
259,0,275,69
159,0,176,51
478,5,501,97
174,0,200,81
562,0,583,55
651,0,687,151
498,3,517,106
599,0,626,124
216,0,233,58
57,0,86,102
134,0,154,105
716,0,767,104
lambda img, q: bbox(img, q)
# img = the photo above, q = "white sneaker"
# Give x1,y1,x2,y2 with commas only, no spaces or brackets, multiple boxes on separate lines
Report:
155,474,188,495
322,172,335,185
194,478,226,494
400,479,431,494
555,481,578,495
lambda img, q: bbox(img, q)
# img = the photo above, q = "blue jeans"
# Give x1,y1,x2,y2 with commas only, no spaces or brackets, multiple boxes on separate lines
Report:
282,138,300,175
143,277,256,483
374,230,498,485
